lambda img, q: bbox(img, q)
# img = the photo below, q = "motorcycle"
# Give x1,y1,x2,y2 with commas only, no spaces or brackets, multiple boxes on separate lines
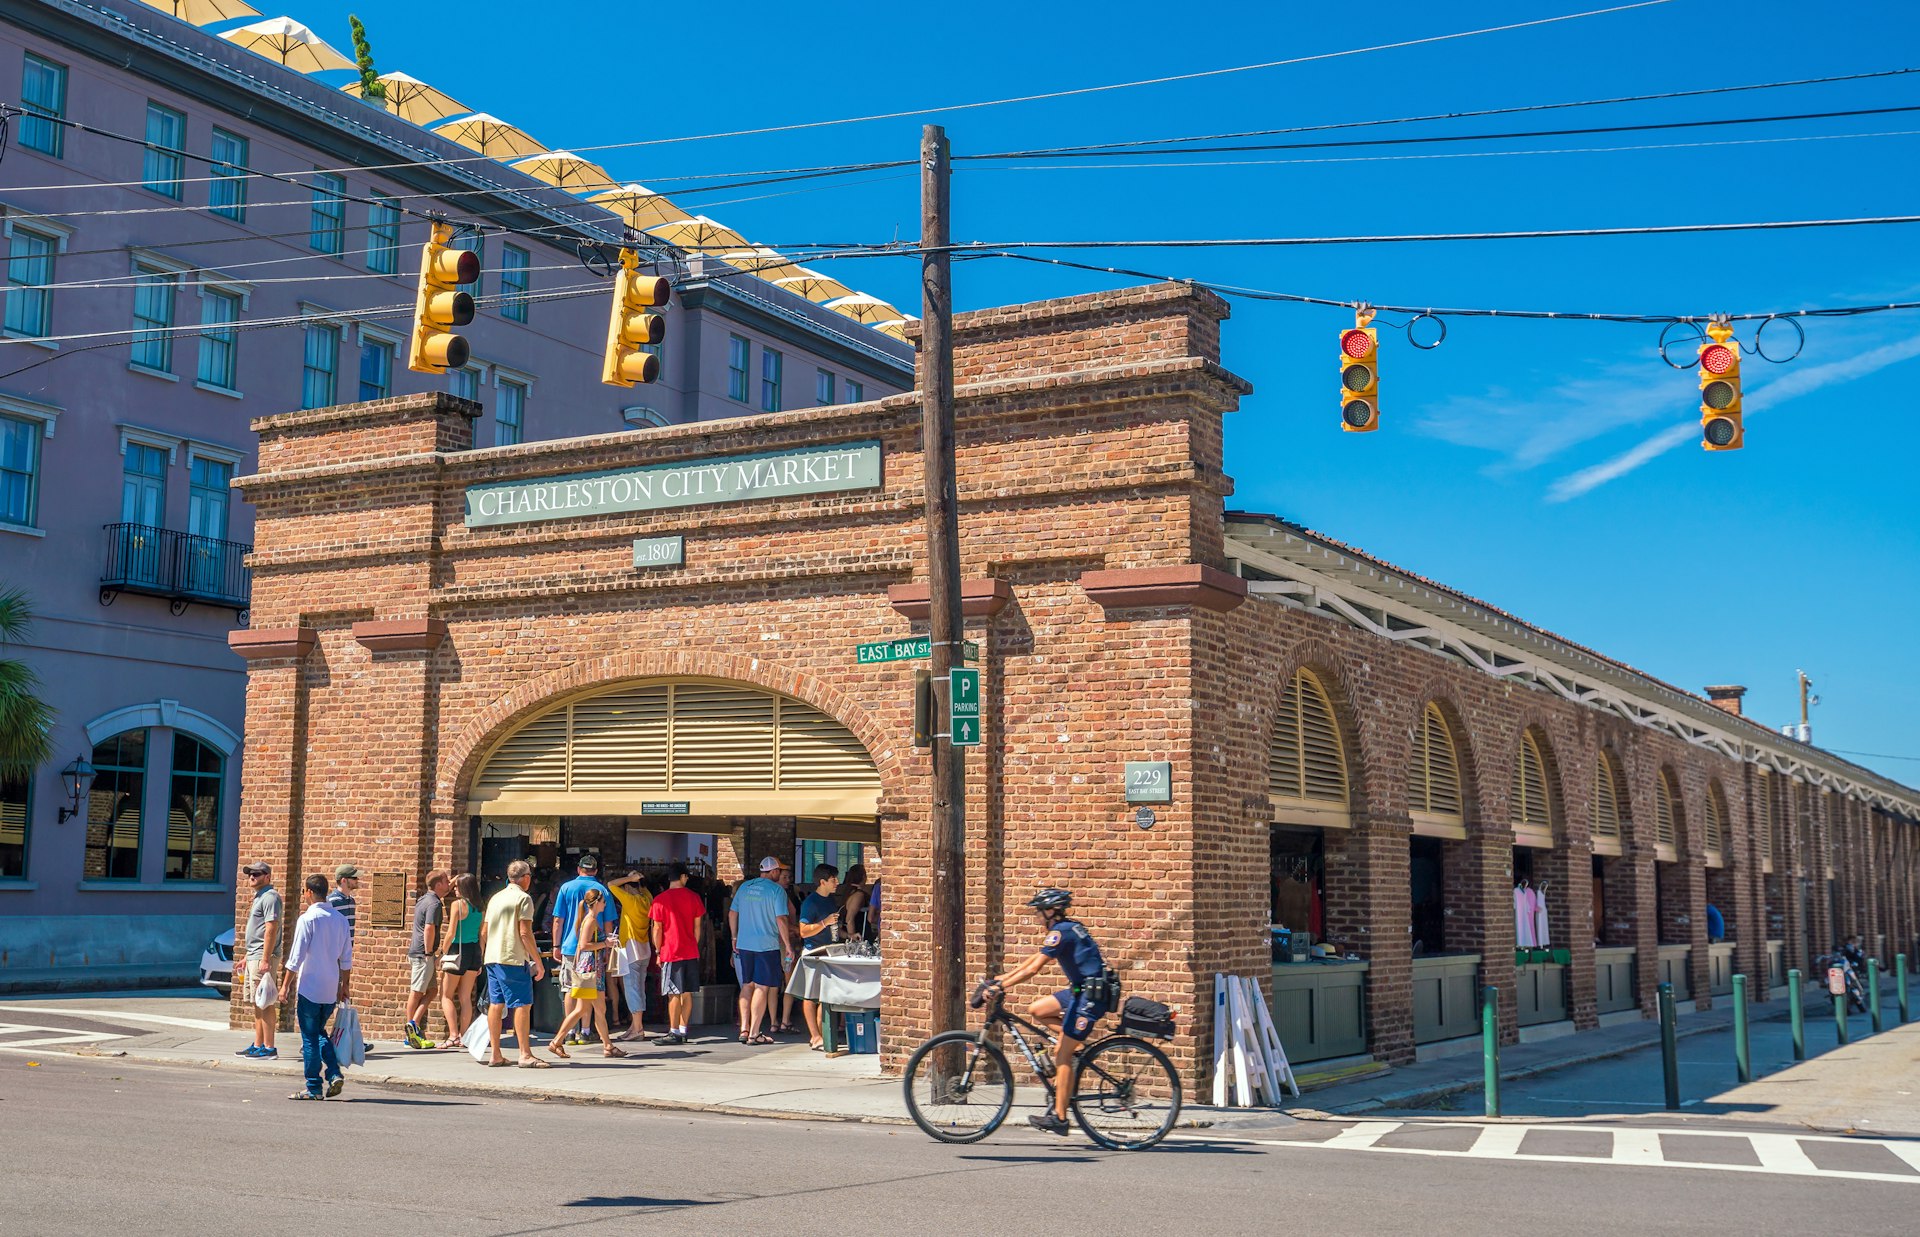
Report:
1816,951,1870,1014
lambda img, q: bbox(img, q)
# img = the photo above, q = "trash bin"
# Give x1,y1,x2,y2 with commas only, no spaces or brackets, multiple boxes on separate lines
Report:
532,965,565,1036
846,1010,881,1054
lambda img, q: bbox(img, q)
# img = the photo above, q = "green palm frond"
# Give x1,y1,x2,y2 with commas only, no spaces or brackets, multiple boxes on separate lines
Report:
0,588,54,778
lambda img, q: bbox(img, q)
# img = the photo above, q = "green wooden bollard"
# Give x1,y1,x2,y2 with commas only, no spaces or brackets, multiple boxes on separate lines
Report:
1482,984,1500,1118
1658,981,1680,1111
1898,954,1909,1024
1834,985,1849,1046
1788,969,1805,1060
1869,959,1883,1033
1732,974,1751,1084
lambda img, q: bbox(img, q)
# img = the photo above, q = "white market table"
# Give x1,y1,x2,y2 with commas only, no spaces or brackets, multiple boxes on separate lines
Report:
786,947,881,1052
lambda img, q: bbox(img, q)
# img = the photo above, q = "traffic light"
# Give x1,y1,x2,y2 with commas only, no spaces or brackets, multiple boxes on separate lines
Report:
1698,319,1743,451
602,247,671,387
407,220,477,374
1340,310,1379,432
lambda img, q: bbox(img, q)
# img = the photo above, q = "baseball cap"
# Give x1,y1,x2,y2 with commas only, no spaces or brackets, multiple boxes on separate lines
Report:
335,863,362,881
242,861,271,876
576,853,599,872
759,856,787,873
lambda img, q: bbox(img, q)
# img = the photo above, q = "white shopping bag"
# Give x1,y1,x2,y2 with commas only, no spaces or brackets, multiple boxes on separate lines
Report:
328,1004,366,1069
253,968,278,1009
462,1013,491,1063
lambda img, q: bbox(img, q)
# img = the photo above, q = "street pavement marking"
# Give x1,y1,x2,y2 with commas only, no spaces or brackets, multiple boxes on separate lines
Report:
1317,1120,1401,1150
1175,1121,1920,1185
0,1004,229,1031
0,1021,127,1052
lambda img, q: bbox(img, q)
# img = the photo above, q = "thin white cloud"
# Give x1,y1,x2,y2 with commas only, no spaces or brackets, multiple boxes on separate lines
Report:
1415,361,1676,472
1547,332,1920,502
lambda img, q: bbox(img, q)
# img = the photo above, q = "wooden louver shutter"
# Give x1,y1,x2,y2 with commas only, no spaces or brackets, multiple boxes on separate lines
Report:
1268,670,1347,804
1655,772,1678,847
1512,732,1553,836
669,683,776,789
568,686,670,790
1414,703,1462,817
1757,772,1774,861
778,697,882,789
477,708,569,793
1592,753,1621,839
1705,785,1725,854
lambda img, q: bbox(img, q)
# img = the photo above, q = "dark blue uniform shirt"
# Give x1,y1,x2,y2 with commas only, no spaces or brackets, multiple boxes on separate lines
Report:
1040,917,1106,989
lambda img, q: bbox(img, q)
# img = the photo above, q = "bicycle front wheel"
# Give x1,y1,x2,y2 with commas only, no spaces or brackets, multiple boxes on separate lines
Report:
1069,1035,1183,1150
902,1030,1014,1144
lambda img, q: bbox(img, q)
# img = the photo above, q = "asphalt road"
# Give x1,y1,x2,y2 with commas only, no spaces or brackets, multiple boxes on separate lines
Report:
5,1055,1917,1236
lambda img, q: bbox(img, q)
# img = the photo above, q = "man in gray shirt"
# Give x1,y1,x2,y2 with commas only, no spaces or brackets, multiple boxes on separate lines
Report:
405,870,450,1049
240,862,281,1060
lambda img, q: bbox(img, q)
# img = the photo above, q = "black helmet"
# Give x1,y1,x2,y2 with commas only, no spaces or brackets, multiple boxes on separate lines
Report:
1026,887,1073,913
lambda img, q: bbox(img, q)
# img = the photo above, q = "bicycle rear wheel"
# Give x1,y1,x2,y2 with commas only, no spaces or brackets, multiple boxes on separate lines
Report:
1069,1035,1183,1150
903,1030,1014,1144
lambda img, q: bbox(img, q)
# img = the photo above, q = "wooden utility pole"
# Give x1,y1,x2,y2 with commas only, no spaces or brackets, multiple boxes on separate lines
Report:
921,123,965,1034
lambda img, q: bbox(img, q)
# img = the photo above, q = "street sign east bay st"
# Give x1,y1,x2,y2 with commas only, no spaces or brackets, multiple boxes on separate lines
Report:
855,636,979,664
949,667,981,746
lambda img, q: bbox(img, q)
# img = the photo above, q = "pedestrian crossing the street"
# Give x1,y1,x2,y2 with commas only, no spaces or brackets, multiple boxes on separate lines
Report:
1181,1119,1920,1184
0,1020,129,1054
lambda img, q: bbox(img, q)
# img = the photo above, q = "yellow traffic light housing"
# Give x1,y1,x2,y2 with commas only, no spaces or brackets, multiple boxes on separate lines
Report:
602,248,671,387
1340,309,1379,432
407,220,477,374
1698,319,1743,451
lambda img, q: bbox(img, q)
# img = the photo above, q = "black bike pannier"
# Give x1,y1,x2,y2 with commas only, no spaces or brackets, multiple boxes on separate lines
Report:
1120,995,1176,1040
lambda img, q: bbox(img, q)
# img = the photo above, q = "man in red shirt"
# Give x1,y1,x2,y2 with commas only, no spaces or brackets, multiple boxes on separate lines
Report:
649,864,707,1046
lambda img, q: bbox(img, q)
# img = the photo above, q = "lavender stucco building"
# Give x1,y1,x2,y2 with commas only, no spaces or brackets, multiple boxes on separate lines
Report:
0,0,911,988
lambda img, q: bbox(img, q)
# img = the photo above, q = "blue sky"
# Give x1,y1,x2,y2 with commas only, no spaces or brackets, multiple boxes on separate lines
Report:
298,0,1920,785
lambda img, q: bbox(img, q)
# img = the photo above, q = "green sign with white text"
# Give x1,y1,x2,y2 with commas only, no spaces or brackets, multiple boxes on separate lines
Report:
855,637,979,665
949,667,981,747
464,440,882,528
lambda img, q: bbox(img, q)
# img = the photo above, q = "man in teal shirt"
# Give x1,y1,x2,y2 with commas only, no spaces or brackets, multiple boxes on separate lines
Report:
728,856,795,1044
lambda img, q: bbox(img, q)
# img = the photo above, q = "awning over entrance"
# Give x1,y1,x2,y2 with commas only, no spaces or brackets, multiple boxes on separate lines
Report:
472,679,880,818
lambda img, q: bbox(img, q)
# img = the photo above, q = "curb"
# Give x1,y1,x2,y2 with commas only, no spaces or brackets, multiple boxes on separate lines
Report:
73,1045,917,1126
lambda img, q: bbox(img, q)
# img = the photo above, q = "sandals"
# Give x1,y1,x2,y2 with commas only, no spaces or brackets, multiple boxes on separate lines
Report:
602,1044,628,1058
548,1040,571,1059
517,1057,552,1069
747,1033,775,1045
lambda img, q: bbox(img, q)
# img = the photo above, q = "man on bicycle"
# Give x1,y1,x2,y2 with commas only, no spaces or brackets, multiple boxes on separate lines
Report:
989,887,1112,1136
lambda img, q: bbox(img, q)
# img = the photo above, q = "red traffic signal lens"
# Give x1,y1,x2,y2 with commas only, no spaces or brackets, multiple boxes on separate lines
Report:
1702,379,1738,410
1341,363,1375,393
1703,415,1739,447
1340,329,1375,359
1341,398,1376,429
1699,343,1736,374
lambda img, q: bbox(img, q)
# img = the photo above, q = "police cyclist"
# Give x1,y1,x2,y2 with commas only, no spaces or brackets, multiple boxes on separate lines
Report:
989,887,1115,1136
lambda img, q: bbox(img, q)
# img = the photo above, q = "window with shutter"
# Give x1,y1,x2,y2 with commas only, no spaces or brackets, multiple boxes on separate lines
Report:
1654,769,1680,860
1705,782,1727,867
1267,669,1350,827
1757,770,1775,872
1512,730,1555,847
1411,702,1464,836
1592,751,1624,856
472,679,880,817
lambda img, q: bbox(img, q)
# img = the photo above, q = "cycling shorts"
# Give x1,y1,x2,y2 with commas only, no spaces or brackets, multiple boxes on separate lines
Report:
1054,987,1108,1042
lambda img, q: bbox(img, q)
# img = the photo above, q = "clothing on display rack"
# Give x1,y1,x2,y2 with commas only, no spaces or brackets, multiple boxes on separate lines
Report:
1532,887,1551,949
1514,882,1537,949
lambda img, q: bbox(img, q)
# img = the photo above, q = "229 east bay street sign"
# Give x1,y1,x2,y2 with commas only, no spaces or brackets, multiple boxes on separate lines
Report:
464,440,883,528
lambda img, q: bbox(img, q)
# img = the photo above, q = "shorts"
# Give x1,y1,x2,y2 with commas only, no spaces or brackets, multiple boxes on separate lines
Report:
456,941,483,973
735,948,783,988
660,959,701,996
485,962,534,1010
1055,988,1109,1042
245,958,276,1007
558,957,579,990
409,955,437,994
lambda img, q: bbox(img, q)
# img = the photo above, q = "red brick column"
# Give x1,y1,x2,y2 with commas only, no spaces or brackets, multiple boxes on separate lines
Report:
224,650,311,1033
1333,815,1413,1064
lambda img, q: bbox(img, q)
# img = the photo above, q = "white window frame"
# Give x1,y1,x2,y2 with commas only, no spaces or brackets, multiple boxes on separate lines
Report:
0,394,57,535
2,213,73,349
117,424,181,465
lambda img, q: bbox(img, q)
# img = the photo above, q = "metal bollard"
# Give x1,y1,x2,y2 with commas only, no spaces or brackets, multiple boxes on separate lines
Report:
1788,969,1805,1060
1834,985,1849,1046
1482,984,1500,1118
1658,981,1680,1111
1732,974,1751,1084
1869,959,1883,1033
1899,954,1909,1025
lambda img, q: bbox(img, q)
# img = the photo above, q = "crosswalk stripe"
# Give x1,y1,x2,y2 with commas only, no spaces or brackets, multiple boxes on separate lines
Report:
1879,1140,1920,1175
1748,1134,1820,1175
1464,1125,1529,1158
1319,1120,1400,1150
1609,1129,1665,1165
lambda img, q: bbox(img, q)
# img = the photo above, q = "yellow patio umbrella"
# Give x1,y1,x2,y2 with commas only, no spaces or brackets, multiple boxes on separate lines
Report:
509,150,618,195
645,215,749,254
432,113,549,160
717,247,797,275
340,71,470,127
773,269,854,302
219,17,357,72
870,318,913,341
587,183,692,232
825,293,904,326
136,0,260,25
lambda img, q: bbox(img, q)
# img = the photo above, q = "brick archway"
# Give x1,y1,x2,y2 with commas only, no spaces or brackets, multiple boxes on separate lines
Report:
437,649,912,818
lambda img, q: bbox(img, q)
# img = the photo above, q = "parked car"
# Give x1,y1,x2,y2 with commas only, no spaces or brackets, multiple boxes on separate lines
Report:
200,929,234,995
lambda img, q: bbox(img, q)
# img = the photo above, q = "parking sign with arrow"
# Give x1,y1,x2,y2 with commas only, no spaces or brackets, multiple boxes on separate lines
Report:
949,667,981,746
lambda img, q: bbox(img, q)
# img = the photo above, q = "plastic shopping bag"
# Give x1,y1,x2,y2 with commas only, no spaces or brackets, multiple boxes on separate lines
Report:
328,1004,366,1069
462,1014,491,1064
253,968,278,1009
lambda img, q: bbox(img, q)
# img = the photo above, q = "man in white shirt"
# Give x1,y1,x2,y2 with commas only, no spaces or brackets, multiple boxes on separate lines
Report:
283,873,354,1100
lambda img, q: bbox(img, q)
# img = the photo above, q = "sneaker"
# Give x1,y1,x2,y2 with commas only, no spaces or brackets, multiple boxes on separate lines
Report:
403,1024,429,1050
1027,1112,1071,1137
257,1047,279,1060
325,1076,344,1099
236,1045,264,1058
653,1032,687,1046
567,1032,589,1047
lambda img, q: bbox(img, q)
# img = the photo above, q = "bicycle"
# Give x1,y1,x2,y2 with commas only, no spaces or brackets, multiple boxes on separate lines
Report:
902,978,1183,1150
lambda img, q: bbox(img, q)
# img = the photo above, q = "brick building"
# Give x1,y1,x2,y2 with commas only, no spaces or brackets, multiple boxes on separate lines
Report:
229,282,1920,1080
